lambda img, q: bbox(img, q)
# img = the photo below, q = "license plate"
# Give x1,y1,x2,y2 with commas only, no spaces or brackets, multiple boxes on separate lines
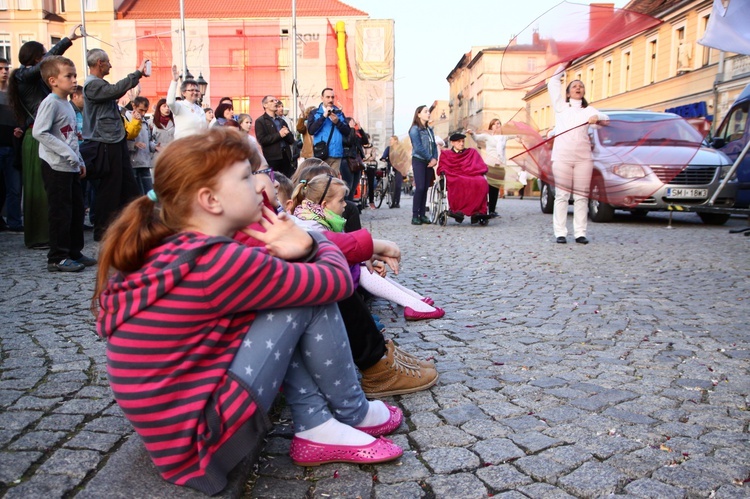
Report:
666,188,708,199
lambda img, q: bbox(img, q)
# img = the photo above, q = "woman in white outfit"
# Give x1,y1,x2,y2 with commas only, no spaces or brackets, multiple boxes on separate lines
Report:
467,118,509,216
548,67,607,244
167,65,208,140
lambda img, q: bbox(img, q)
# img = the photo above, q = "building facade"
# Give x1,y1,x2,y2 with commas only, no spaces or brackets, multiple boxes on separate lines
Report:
2,0,396,154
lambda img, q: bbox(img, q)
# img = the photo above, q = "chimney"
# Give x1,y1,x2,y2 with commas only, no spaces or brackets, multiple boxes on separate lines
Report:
590,3,615,40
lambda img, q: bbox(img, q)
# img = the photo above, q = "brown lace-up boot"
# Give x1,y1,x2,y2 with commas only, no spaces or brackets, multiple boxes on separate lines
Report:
386,340,435,369
361,343,439,398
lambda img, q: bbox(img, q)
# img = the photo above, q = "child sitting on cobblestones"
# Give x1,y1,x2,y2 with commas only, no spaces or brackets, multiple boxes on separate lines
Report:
93,128,403,495
292,173,445,321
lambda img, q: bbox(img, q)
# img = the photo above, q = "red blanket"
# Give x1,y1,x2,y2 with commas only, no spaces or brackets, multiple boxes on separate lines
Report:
437,148,489,216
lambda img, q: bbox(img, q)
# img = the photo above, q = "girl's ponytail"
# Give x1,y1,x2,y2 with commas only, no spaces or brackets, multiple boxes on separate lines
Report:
290,179,308,211
92,195,174,314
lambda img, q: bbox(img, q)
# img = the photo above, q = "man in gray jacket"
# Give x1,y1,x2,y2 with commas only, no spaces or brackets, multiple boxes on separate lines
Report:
82,48,147,241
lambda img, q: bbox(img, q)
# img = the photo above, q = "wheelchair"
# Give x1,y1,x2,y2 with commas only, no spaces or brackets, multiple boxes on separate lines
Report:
428,174,490,226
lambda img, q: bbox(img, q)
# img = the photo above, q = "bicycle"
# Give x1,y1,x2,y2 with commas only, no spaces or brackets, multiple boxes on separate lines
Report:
373,162,398,208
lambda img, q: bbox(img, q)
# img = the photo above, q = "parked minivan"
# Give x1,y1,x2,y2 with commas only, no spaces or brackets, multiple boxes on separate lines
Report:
709,84,750,209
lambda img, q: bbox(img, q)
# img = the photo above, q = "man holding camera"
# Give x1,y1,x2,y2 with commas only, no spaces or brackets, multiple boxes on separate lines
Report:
307,87,350,173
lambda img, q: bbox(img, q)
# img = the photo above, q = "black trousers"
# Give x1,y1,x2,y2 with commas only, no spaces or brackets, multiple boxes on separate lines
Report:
267,150,295,179
40,161,84,263
488,185,500,212
93,138,140,241
337,290,387,371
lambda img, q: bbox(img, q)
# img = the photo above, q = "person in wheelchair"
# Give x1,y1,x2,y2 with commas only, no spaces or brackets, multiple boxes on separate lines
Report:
436,133,490,224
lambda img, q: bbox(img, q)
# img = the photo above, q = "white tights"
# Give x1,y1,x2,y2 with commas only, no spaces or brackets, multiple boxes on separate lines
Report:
358,268,435,312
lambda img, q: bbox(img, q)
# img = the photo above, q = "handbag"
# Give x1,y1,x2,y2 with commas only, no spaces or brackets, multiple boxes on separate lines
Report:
348,156,365,173
79,140,110,180
313,122,336,160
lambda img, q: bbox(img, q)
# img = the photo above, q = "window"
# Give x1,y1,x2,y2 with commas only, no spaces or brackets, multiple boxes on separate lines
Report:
647,37,658,84
604,59,612,98
699,11,712,67
0,0,8,11
716,102,748,144
527,57,536,72
59,0,66,12
18,0,31,9
587,66,595,101
0,35,10,63
621,49,631,92
20,34,36,46
674,24,691,74
84,0,96,11
50,36,61,46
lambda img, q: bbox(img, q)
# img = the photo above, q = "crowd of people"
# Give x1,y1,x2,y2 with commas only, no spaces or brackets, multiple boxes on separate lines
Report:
0,30,603,494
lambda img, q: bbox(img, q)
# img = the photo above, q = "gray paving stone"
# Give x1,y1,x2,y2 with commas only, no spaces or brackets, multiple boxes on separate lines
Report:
373,481,426,499
36,449,101,479
439,403,488,425
35,413,85,431
557,461,628,497
311,466,373,499
421,447,480,474
63,430,123,452
502,415,548,432
250,476,311,498
375,451,430,484
513,455,571,483
475,463,533,490
602,407,658,424
517,482,576,499
623,477,687,499
0,450,43,484
3,473,79,499
8,431,67,451
508,431,563,453
425,472,486,498
409,411,443,429
605,447,677,478
409,426,476,450
540,445,593,468
460,418,510,439
472,438,525,464
577,435,644,459
53,397,112,415
651,464,726,497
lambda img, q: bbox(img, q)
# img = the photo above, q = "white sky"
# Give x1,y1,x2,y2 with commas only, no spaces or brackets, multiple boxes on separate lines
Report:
342,0,630,134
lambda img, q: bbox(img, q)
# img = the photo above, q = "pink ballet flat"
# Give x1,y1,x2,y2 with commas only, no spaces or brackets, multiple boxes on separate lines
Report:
289,436,403,467
404,306,445,321
421,296,435,306
357,404,403,437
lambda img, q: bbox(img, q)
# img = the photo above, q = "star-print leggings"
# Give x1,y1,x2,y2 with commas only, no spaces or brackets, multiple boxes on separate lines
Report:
228,303,369,432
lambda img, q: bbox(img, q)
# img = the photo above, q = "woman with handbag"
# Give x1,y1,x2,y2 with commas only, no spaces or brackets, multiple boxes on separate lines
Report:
342,118,367,202
408,106,438,225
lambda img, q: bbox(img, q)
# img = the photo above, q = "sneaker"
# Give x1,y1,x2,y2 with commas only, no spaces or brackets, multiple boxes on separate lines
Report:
361,345,439,398
575,236,589,244
48,259,85,272
74,254,98,267
386,341,435,369
556,236,567,244
419,215,431,224
411,216,422,225
369,203,376,210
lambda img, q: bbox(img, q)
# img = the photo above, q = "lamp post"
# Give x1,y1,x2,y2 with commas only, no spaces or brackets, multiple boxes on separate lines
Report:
196,73,208,107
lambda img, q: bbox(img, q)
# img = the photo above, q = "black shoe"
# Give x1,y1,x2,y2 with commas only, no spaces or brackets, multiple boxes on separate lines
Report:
489,211,498,217
411,217,422,225
449,211,464,223
74,254,98,267
47,259,85,272
556,237,567,244
419,215,431,224
575,236,589,244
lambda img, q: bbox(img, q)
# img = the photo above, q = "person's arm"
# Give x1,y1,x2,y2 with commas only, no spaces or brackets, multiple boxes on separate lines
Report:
32,100,81,169
408,126,428,160
255,116,281,147
380,146,390,162
307,110,326,135
548,66,566,113
166,79,180,115
296,116,308,134
84,72,142,104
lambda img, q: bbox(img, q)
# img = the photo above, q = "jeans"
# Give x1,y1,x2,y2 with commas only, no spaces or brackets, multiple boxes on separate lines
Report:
391,168,403,206
411,157,430,217
0,146,22,229
133,168,153,195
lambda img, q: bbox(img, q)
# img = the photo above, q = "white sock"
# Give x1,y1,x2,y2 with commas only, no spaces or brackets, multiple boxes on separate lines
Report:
295,418,375,446
355,400,390,428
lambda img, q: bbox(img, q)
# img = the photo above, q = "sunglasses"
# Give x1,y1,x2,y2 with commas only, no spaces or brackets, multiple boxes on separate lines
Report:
252,167,275,182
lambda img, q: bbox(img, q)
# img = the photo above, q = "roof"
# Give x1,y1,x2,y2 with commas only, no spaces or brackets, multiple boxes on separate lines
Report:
623,0,682,16
117,0,368,20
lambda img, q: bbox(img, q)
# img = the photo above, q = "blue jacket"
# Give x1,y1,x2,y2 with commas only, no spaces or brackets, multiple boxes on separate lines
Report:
409,125,438,162
307,104,350,158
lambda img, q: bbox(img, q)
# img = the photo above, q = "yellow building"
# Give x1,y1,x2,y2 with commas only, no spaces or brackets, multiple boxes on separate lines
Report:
0,0,115,73
524,0,749,134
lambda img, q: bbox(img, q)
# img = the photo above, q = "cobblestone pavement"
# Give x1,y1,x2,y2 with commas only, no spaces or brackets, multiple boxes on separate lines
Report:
1,196,748,498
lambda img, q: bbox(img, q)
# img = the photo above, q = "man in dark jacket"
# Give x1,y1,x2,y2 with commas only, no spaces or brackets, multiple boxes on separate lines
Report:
82,48,147,241
255,95,295,178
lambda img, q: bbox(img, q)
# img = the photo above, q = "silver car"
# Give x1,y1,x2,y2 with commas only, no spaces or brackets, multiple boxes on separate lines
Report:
539,110,736,225
589,110,736,224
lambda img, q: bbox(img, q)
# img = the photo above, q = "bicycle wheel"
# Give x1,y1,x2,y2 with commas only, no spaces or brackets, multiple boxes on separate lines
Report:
374,179,386,208
359,178,368,211
386,176,396,207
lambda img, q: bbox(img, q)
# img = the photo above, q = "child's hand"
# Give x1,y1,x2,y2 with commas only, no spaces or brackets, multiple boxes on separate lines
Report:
372,260,387,277
372,238,400,275
242,206,314,261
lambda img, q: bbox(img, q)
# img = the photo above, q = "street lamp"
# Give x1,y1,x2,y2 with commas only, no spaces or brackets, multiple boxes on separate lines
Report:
184,68,194,80
196,73,208,95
